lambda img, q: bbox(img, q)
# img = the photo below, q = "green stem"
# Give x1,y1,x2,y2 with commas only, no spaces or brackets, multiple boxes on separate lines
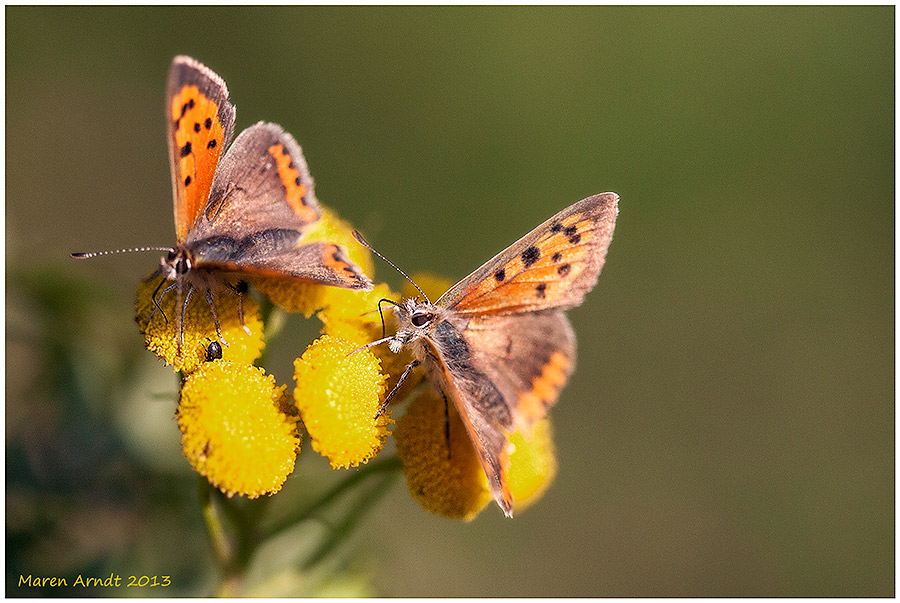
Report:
199,478,264,597
302,470,399,571
264,455,402,539
199,478,231,570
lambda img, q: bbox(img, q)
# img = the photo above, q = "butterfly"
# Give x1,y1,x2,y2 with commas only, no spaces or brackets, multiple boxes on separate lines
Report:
73,56,372,355
356,193,618,517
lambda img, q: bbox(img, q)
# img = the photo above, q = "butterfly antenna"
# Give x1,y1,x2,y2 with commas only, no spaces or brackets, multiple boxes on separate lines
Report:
352,230,430,303
71,246,174,259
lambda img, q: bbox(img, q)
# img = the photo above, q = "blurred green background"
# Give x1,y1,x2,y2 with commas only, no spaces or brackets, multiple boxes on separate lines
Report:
6,5,893,597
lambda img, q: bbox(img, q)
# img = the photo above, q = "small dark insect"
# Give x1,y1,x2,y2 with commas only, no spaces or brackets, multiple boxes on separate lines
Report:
206,340,223,361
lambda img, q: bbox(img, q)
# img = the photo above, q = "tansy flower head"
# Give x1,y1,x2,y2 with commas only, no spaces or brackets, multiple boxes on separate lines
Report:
252,208,374,316
178,360,301,499
293,335,391,469
394,388,492,520
136,273,264,373
505,418,557,513
403,273,454,303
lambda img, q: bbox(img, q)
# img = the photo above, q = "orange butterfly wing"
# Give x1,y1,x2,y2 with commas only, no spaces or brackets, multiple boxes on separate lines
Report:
166,55,236,242
438,193,618,316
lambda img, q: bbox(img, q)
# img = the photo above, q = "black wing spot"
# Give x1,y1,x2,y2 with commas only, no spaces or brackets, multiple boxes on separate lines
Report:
207,139,217,149
184,175,192,186
494,268,506,282
558,263,571,277
193,122,201,133
180,142,192,157
564,224,581,245
294,176,301,186
204,117,212,129
521,245,541,268
550,222,563,233
535,283,547,298
552,252,562,262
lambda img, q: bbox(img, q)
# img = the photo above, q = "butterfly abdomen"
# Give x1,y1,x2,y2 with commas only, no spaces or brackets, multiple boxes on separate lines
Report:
189,228,300,264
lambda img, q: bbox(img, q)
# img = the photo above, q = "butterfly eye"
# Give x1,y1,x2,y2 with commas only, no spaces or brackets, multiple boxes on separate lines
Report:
175,256,191,275
411,312,433,328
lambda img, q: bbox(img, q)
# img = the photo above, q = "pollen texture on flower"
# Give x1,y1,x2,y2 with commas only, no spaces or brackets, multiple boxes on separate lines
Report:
394,388,491,520
136,273,264,373
177,360,301,499
505,418,557,513
293,335,390,469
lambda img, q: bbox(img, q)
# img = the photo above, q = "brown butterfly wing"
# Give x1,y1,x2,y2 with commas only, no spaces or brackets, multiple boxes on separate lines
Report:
438,193,618,316
426,315,516,516
465,311,575,434
184,122,371,289
216,242,371,290
192,121,320,240
166,56,236,242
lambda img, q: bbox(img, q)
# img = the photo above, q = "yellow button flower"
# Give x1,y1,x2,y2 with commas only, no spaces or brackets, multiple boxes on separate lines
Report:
178,360,301,499
136,273,264,374
293,335,391,469
394,389,559,519
394,388,492,520
505,418,557,513
402,273,454,303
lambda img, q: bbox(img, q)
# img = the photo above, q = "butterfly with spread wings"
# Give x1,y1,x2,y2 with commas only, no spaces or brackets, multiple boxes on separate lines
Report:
74,56,372,357
358,193,618,516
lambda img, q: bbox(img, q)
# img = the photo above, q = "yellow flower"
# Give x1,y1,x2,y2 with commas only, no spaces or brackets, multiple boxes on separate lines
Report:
252,208,374,316
402,273,454,303
394,389,559,518
136,273,264,373
505,418,557,513
394,388,491,520
293,335,391,469
177,360,301,499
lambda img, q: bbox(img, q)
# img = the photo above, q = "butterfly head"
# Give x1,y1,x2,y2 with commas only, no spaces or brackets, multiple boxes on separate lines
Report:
386,297,447,354
159,247,193,282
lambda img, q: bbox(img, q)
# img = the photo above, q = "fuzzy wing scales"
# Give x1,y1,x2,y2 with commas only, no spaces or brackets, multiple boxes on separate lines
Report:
438,193,618,316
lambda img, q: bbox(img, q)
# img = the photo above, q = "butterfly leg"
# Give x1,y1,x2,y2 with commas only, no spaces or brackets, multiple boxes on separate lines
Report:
203,288,227,346
142,267,162,282
439,388,452,460
374,359,421,419
376,298,405,339
147,280,176,326
178,284,195,356
225,281,251,336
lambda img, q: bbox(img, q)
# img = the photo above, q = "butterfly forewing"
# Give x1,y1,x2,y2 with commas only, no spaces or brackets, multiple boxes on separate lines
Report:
438,193,618,316
167,55,236,242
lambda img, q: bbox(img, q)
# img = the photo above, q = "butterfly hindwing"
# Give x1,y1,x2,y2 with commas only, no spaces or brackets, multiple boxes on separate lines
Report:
183,122,370,290
166,55,236,242
438,312,575,516
465,311,575,433
233,241,371,289
438,193,618,316
193,122,320,241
